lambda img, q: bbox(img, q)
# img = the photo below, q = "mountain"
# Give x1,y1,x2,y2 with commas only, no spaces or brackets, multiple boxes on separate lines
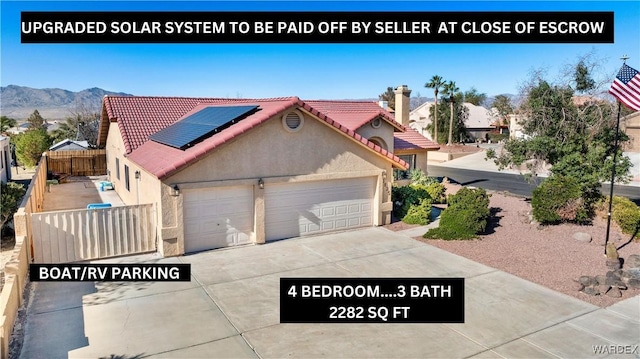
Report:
0,85,133,120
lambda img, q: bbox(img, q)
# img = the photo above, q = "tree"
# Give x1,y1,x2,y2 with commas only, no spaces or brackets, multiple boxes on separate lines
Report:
14,129,52,167
1,182,26,232
443,81,460,145
574,60,596,93
425,93,469,144
487,58,632,220
378,87,396,110
463,87,487,106
51,101,101,146
26,109,46,131
425,75,445,143
491,95,513,131
1,116,17,133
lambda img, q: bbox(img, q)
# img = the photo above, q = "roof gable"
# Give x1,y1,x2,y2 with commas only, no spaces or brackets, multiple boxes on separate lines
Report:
304,100,405,132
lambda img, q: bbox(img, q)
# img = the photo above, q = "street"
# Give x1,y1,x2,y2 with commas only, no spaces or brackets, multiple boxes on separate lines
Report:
427,165,640,203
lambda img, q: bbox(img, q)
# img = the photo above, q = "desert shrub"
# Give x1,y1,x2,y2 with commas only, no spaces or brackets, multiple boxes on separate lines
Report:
488,133,508,143
424,182,446,204
608,196,640,238
392,185,430,219
402,198,432,225
423,187,490,240
409,169,439,186
532,175,588,224
1,182,26,230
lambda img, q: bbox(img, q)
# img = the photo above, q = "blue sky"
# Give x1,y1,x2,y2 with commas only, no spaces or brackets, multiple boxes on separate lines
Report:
1,1,639,100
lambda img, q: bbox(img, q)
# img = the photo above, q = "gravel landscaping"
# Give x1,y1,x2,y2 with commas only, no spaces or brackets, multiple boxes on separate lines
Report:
412,183,640,308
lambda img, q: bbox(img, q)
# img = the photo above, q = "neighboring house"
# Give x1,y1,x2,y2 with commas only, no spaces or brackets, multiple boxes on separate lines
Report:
509,114,529,140
464,103,496,141
49,139,89,151
623,111,640,152
98,95,418,256
409,101,496,142
389,85,440,180
0,136,12,183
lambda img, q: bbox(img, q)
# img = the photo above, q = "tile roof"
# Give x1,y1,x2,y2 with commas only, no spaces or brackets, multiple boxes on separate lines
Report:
304,100,405,132
101,96,409,179
394,127,440,151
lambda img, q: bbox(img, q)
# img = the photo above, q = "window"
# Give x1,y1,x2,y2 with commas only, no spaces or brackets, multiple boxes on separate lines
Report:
125,165,130,191
393,154,416,180
116,158,120,180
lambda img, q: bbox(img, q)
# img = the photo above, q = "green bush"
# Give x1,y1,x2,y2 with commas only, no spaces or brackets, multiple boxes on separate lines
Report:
424,182,446,204
488,133,508,143
610,196,640,238
392,185,431,219
402,199,432,225
423,187,490,240
409,169,439,186
532,175,588,224
1,182,26,230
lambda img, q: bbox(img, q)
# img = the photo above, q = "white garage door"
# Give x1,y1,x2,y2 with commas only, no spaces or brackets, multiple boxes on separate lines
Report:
265,177,375,241
183,186,254,253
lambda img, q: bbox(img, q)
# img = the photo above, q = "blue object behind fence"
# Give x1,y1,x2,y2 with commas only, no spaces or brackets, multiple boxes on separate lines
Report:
87,203,112,209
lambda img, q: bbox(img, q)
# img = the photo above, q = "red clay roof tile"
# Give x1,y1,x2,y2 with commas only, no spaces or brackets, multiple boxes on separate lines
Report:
394,127,440,151
101,96,409,179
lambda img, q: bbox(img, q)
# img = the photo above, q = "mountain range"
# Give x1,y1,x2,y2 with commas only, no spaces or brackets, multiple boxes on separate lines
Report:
1,85,516,121
0,85,133,120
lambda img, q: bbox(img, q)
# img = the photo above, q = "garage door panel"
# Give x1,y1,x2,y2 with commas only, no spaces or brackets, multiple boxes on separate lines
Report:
265,177,375,241
183,186,254,253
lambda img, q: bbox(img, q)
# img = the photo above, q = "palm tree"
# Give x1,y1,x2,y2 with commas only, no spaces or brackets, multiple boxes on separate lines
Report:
443,81,460,145
425,75,445,144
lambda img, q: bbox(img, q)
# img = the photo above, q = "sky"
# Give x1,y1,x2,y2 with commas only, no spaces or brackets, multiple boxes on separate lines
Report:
1,1,639,101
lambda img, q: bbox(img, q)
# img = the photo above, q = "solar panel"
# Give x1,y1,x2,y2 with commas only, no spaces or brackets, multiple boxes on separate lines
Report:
150,105,259,149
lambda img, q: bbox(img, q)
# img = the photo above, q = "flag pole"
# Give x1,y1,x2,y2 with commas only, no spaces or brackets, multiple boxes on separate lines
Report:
604,100,621,254
604,54,630,255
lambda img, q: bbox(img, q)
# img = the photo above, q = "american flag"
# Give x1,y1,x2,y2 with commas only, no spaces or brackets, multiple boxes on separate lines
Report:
609,63,640,111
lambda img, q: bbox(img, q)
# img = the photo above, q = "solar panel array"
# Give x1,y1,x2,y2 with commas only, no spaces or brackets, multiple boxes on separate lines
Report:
149,105,259,150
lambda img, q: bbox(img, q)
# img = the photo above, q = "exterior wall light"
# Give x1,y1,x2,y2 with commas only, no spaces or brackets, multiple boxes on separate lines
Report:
258,178,264,189
171,184,180,196
135,170,141,179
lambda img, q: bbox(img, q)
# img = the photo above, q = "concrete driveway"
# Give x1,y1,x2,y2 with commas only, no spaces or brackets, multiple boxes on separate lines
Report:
19,227,640,358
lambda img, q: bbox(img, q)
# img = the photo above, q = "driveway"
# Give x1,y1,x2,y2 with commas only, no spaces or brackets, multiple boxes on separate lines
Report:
18,227,640,358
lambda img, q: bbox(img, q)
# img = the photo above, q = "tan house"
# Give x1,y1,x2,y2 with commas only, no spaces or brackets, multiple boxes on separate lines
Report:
97,90,436,256
623,111,640,152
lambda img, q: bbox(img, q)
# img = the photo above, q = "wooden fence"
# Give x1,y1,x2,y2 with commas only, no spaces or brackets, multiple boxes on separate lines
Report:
47,149,107,177
30,204,156,263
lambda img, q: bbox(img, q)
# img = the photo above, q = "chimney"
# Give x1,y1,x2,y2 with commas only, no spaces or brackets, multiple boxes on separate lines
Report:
394,85,411,126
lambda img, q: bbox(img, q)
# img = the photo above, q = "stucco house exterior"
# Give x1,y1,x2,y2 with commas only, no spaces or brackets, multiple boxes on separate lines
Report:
0,135,12,183
97,91,436,256
623,111,640,152
409,101,497,142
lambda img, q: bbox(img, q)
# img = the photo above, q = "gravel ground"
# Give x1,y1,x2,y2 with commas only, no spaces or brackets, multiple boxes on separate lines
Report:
416,184,640,308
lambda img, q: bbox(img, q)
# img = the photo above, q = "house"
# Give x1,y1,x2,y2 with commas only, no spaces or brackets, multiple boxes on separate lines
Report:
49,139,89,151
98,93,431,256
409,101,497,142
509,114,529,140
389,86,440,180
0,136,12,183
623,111,640,152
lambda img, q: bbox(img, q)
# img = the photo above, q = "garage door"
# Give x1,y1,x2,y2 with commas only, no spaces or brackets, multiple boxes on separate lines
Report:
265,177,375,241
183,186,253,253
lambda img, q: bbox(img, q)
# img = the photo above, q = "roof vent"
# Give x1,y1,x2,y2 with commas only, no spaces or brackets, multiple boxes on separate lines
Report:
282,111,304,132
371,117,382,128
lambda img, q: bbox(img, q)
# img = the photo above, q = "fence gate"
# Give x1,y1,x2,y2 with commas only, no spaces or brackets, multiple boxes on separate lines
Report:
30,204,156,263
